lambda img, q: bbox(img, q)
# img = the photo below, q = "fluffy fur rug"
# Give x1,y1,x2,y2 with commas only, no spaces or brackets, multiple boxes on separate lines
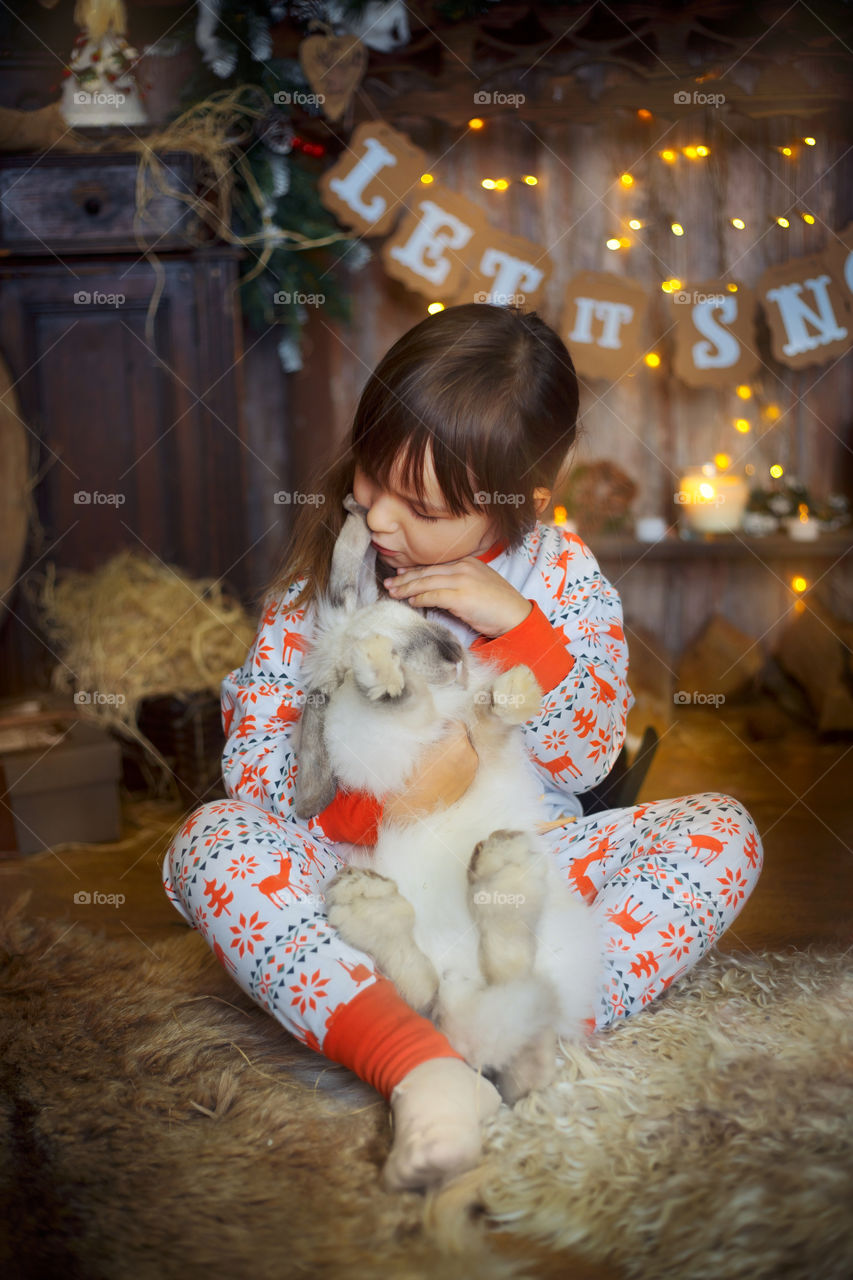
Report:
1,890,850,1280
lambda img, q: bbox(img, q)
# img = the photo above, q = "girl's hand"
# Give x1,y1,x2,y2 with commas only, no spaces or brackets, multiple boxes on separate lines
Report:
383,722,478,825
384,557,532,638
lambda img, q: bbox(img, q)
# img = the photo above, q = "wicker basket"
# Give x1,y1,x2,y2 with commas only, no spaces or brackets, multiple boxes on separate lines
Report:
122,692,226,808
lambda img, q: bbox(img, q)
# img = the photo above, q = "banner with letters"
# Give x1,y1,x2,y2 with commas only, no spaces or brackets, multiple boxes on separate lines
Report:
319,121,853,384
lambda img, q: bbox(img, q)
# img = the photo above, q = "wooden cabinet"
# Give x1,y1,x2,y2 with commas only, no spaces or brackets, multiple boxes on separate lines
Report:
0,151,250,696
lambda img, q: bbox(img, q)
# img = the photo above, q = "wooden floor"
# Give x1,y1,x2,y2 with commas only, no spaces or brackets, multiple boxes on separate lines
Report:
2,698,851,1279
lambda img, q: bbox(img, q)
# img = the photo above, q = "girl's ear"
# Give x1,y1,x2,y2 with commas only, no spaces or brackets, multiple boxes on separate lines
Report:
533,487,552,517
293,690,337,818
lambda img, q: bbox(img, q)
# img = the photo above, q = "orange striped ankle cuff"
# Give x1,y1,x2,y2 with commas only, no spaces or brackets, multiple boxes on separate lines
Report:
323,977,465,1100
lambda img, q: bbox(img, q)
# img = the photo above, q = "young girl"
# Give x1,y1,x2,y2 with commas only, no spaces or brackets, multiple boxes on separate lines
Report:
162,303,763,1192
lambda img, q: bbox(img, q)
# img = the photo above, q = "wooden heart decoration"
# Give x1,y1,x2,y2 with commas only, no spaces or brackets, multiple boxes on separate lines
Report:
298,34,368,123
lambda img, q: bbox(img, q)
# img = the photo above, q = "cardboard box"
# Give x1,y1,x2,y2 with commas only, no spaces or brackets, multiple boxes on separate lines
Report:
0,711,122,857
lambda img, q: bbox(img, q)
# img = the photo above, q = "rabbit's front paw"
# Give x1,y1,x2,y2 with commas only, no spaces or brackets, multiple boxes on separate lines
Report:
352,635,405,700
490,665,542,724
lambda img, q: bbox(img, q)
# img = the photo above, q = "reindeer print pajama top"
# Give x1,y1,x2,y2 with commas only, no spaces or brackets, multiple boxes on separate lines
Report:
163,521,763,1055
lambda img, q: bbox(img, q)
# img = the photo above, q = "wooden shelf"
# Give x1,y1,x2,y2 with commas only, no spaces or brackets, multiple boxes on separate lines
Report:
587,530,853,563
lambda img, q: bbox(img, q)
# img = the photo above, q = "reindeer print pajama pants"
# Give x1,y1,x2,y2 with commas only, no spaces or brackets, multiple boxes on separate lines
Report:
162,790,762,1046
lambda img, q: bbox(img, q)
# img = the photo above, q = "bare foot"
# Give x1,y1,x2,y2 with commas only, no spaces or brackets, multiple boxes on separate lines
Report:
383,1058,501,1192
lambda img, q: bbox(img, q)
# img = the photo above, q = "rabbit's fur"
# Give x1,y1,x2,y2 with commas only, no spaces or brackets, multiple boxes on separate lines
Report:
294,496,601,1102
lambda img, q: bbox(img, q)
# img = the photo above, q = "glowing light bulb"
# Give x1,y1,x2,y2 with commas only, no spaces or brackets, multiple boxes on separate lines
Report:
661,278,683,293
637,108,652,120
468,118,484,130
734,418,751,434
714,453,731,470
765,404,781,421
803,137,816,146
682,146,699,159
731,217,746,230
606,238,621,250
660,150,677,163
727,282,738,292
481,178,496,190
494,178,509,190
671,222,685,236
792,576,808,593
802,212,815,224
776,216,790,228
523,175,538,185
620,173,634,187
698,482,716,500
695,145,710,157
770,464,784,479
420,173,434,184
736,385,752,400
780,146,793,157
427,302,445,314
644,352,661,368
628,218,643,230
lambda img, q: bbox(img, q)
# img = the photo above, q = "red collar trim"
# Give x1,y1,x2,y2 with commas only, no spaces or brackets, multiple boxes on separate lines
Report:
476,538,509,564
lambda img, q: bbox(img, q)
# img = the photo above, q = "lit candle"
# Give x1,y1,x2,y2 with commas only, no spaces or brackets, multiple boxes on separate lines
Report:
676,463,749,534
787,502,819,541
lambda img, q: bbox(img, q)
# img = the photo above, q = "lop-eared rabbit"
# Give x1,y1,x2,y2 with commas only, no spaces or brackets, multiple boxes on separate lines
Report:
294,496,601,1102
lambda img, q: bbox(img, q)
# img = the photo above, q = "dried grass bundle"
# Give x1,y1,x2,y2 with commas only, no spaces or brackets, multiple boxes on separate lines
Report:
30,549,256,741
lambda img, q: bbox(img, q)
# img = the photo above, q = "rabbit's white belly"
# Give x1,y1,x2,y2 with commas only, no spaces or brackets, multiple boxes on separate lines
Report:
365,750,545,984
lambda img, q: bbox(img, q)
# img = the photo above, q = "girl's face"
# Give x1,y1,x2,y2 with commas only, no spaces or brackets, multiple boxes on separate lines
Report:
352,454,499,570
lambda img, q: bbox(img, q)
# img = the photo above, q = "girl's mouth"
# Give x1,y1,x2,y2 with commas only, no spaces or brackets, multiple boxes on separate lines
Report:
371,542,399,557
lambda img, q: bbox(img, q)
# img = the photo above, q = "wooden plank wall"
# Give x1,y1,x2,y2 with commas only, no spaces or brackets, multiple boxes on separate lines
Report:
285,103,853,656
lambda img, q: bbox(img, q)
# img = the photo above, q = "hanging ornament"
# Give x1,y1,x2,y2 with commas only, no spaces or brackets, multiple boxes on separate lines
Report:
277,333,303,373
325,0,411,53
255,106,295,155
298,22,368,123
268,154,291,199
195,0,238,80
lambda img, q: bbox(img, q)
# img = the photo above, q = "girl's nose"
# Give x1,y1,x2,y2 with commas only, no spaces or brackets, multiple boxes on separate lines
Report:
365,493,400,534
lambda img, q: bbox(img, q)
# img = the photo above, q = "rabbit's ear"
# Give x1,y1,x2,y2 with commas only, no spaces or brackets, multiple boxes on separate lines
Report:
293,690,337,818
329,495,378,609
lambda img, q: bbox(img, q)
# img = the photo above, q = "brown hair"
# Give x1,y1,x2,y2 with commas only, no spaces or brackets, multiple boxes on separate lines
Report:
261,303,581,612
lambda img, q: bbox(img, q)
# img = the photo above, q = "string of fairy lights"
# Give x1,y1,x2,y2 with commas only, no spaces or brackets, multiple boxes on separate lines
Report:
414,111,835,586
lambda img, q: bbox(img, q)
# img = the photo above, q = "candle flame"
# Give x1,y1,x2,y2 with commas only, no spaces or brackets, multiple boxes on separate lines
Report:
798,503,809,522
553,505,568,525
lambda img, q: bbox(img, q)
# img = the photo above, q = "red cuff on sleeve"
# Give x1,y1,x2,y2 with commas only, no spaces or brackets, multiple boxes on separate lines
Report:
470,599,574,693
316,787,385,845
